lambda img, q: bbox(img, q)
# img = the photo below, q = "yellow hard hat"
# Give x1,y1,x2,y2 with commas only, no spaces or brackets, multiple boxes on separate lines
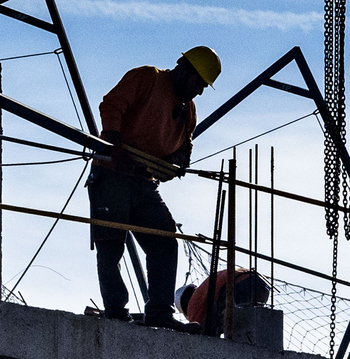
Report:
182,46,221,88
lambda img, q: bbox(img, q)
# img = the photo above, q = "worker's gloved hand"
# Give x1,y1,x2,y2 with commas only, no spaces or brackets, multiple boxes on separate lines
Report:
164,150,189,179
101,130,134,172
176,167,186,178
153,170,175,182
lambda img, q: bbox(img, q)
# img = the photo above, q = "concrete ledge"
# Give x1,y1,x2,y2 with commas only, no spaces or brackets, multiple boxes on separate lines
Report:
230,306,284,351
0,302,326,359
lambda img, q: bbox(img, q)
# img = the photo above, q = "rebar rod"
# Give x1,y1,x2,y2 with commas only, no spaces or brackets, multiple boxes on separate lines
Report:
205,160,226,336
225,158,236,339
270,146,275,308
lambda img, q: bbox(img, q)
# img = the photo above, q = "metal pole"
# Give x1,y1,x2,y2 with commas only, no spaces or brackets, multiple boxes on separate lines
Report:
45,0,99,136
0,94,112,156
249,149,253,272
270,146,275,308
294,49,350,176
224,157,236,339
254,144,258,305
335,319,350,359
0,135,95,158
249,149,253,302
125,232,149,304
204,160,226,336
193,47,301,139
0,62,2,301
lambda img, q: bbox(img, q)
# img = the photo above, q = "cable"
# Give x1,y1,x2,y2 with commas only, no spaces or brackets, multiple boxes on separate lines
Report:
123,257,142,313
0,47,90,138
314,111,326,134
3,160,90,303
0,50,57,62
0,156,83,167
0,48,93,303
191,110,319,165
4,265,71,285
54,49,84,131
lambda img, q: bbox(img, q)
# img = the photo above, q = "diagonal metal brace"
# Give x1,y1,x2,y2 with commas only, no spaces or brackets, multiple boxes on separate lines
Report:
193,46,303,139
0,4,56,32
0,0,99,136
0,93,113,155
193,46,350,177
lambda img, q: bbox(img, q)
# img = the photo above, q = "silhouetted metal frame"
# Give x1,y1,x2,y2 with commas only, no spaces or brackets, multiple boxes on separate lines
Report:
0,0,99,138
193,46,350,176
0,94,112,155
2,5,349,327
0,0,149,305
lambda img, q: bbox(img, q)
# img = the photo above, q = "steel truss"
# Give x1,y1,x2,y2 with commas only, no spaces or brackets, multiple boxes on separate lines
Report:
194,46,350,176
0,0,111,155
2,2,350,344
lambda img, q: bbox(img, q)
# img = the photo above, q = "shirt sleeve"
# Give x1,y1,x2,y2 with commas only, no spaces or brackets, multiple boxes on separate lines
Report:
98,67,155,132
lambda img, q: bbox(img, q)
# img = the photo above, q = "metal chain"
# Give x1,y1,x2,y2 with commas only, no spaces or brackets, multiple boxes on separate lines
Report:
324,0,339,241
330,235,338,358
324,0,347,357
338,0,349,240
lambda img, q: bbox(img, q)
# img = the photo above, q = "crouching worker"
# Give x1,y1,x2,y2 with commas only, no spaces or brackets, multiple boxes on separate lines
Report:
175,267,270,336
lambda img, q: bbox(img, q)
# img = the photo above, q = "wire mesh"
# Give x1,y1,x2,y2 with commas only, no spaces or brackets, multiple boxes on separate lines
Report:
176,241,350,358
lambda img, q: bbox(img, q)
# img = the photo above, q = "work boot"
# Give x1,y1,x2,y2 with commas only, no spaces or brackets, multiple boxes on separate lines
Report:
105,308,133,322
144,315,202,334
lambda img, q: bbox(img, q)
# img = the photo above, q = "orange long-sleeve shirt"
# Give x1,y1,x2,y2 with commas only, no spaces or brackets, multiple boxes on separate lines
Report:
99,66,197,160
186,268,254,325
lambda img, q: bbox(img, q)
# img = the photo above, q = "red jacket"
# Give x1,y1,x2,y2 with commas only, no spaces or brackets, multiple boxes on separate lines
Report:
187,268,254,325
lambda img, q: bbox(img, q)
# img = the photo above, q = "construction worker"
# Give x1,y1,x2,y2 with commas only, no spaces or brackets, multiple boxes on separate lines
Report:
86,46,221,334
175,268,270,336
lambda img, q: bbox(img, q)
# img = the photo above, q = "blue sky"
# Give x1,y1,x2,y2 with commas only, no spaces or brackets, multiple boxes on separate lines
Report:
1,0,349,321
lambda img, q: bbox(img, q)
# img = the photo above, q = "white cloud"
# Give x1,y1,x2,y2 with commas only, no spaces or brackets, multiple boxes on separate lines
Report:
14,0,323,31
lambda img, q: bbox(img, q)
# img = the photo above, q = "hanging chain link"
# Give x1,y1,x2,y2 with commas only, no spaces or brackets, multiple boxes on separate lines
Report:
330,235,338,358
338,0,349,240
324,0,347,357
324,0,339,240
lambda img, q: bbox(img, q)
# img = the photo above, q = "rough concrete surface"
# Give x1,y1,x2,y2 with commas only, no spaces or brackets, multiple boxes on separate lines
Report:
0,302,326,359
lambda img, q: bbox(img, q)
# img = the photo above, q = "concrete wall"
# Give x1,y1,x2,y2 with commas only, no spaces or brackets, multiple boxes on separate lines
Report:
0,302,325,359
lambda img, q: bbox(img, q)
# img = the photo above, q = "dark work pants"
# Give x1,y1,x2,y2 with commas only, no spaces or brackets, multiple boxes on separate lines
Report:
87,166,178,319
